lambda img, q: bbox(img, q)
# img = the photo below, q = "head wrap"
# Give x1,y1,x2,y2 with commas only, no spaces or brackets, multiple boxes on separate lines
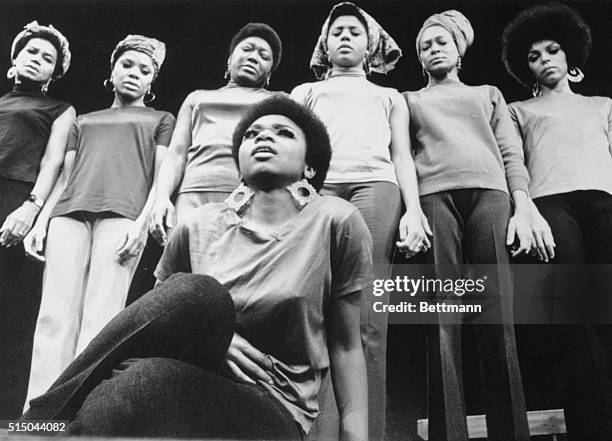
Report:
11,21,71,79
229,23,283,71
110,35,166,79
310,2,402,79
415,10,474,61
502,3,591,90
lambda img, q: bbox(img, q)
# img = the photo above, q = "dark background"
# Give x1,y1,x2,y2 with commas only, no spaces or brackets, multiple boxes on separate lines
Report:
1,0,610,439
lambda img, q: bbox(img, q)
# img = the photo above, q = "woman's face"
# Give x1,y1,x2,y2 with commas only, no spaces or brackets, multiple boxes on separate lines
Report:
228,36,274,87
326,15,368,69
13,37,58,83
111,50,155,100
238,114,308,189
528,40,568,87
419,25,460,76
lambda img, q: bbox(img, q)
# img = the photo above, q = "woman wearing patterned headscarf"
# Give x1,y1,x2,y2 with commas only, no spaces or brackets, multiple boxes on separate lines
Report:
23,34,176,409
403,10,537,441
504,4,612,439
291,3,429,440
0,21,75,420
149,23,281,245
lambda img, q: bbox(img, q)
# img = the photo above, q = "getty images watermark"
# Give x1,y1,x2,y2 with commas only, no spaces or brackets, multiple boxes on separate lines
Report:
370,264,612,325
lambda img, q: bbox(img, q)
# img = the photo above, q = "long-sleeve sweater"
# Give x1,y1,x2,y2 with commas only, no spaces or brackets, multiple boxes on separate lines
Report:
509,92,612,199
403,81,530,196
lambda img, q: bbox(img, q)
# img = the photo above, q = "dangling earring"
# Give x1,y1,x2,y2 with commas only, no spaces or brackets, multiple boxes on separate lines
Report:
456,55,462,71
103,78,115,92
7,66,17,80
225,181,254,212
421,66,429,81
41,80,51,94
532,81,541,98
286,169,317,209
224,58,231,80
568,66,585,83
263,76,270,89
144,86,156,103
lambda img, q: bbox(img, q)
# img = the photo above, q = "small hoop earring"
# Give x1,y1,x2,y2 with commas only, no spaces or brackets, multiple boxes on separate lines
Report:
7,66,17,79
103,78,115,92
225,182,254,212
144,87,156,104
286,178,317,209
456,55,462,71
532,81,541,98
568,66,584,83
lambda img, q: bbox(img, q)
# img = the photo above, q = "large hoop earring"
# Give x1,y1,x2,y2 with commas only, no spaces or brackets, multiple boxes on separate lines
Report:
7,66,17,79
103,78,115,92
532,81,541,98
286,178,317,209
144,87,156,104
225,182,254,212
568,66,584,83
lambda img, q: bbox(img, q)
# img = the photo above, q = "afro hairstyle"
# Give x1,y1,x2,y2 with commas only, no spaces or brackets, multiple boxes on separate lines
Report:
231,94,332,191
502,2,591,89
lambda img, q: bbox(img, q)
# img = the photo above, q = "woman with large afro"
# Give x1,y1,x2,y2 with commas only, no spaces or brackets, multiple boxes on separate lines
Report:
503,3,612,439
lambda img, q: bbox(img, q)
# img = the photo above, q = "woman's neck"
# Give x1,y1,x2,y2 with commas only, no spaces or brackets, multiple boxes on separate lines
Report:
226,78,264,90
13,78,45,93
111,93,146,108
427,70,460,87
246,188,300,227
539,77,573,97
329,66,366,78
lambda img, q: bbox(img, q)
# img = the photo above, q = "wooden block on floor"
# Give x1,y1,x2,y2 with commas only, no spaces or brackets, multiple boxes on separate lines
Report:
417,408,566,440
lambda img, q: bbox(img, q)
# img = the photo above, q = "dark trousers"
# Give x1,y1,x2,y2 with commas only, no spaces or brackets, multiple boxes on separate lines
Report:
418,189,529,441
316,181,401,441
532,190,612,441
23,273,302,440
0,176,42,420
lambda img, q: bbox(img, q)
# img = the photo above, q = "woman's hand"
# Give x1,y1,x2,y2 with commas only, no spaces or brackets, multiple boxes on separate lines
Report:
0,202,40,247
224,332,274,385
506,211,534,257
528,203,556,262
23,220,49,262
396,209,432,258
149,197,176,246
115,219,148,265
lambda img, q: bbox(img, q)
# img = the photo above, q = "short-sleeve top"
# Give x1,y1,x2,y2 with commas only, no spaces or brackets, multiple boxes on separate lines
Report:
154,195,373,434
404,82,530,196
178,85,271,194
509,93,612,199
0,85,71,183
52,106,175,220
291,71,399,185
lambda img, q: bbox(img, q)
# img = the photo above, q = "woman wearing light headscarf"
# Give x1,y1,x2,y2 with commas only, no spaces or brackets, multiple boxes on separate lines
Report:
404,10,536,441
23,35,175,408
291,3,429,440
0,21,74,420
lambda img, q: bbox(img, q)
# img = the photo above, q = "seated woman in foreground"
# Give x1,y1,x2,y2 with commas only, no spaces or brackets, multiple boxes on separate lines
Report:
23,95,371,441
